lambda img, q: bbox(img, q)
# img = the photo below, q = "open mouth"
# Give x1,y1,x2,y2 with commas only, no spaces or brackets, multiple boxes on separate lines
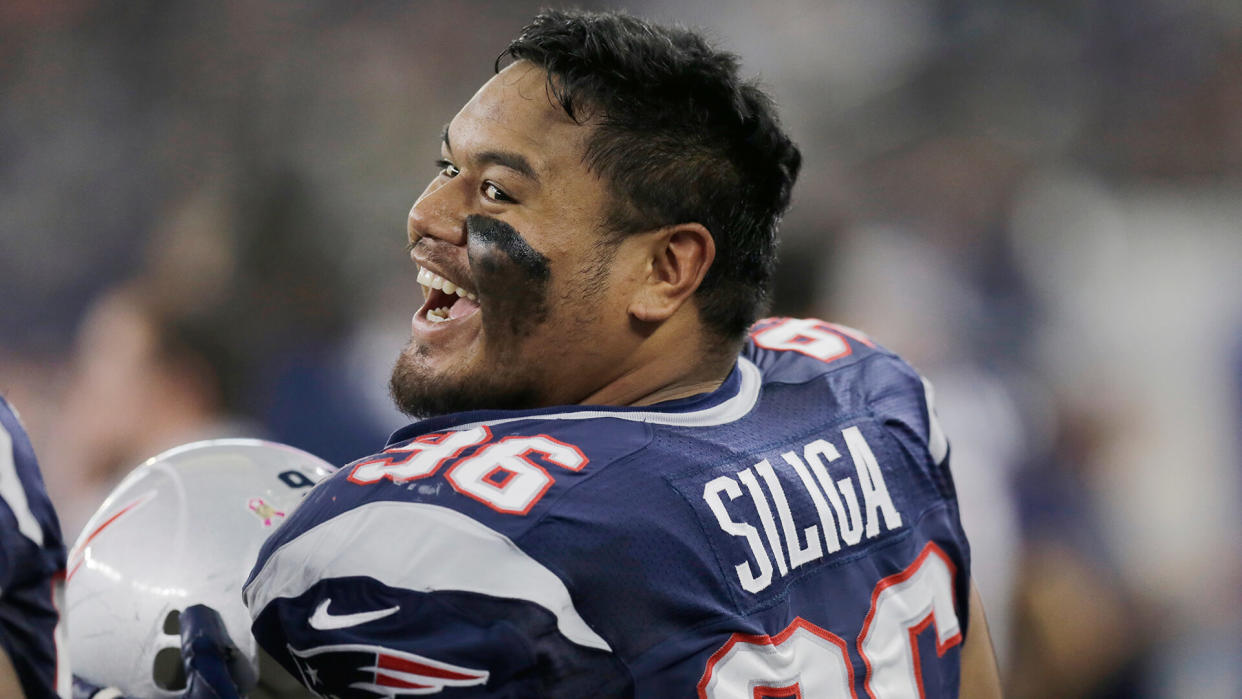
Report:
417,266,481,324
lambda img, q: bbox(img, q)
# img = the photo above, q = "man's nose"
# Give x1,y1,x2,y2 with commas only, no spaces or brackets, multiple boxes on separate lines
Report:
407,178,467,247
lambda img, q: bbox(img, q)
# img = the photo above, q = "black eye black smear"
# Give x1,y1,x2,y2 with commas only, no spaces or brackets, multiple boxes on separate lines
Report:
465,214,550,281
465,214,551,338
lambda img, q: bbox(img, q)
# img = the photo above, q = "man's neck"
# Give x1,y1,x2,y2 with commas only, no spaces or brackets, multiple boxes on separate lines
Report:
627,375,732,407
577,334,740,408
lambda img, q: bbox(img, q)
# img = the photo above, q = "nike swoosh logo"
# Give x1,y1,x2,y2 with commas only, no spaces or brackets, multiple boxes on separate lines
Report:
308,599,400,631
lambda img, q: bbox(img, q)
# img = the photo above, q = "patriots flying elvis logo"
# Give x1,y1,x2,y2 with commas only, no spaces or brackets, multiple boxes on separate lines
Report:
288,643,489,696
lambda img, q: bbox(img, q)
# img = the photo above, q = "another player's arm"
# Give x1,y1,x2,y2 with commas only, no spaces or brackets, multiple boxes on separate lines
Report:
72,605,252,699
959,580,1003,698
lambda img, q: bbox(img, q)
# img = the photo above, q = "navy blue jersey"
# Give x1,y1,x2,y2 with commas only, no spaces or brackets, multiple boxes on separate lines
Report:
0,396,68,698
245,318,970,698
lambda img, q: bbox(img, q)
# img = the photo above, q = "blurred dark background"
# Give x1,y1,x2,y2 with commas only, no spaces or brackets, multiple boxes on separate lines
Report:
2,1,1240,696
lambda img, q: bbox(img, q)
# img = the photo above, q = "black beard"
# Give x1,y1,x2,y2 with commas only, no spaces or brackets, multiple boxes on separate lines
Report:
388,342,540,417
389,215,552,418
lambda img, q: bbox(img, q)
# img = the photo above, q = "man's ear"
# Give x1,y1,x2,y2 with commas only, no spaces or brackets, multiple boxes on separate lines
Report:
628,223,715,323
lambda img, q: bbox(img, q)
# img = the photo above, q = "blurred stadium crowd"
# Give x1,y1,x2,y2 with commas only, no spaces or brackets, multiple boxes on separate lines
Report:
2,0,1240,696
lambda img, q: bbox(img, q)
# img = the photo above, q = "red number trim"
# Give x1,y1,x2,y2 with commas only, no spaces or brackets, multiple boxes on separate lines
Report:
751,318,854,364
347,427,492,486
754,685,802,699
857,541,961,699
444,434,588,516
697,617,857,699
700,541,963,698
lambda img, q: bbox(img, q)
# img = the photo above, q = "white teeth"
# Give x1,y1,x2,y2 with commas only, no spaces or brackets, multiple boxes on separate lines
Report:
416,267,477,301
426,306,452,323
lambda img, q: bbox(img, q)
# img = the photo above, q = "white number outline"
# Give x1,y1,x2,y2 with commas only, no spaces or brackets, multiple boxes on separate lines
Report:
698,542,961,699
697,617,857,699
750,318,875,364
444,434,589,515
859,542,961,699
347,427,492,485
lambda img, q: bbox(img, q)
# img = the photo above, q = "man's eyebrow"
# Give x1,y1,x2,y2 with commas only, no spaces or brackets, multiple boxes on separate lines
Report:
440,123,539,182
475,150,538,181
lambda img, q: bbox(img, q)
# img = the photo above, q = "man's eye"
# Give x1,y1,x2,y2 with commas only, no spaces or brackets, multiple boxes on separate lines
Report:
434,160,459,178
483,182,513,203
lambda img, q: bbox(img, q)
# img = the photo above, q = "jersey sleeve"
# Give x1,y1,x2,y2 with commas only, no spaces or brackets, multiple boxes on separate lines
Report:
0,396,68,699
864,354,958,500
852,348,973,634
725,320,973,697
244,489,629,698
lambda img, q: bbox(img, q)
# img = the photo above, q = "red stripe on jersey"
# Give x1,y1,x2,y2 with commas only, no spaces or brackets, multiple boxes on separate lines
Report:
378,654,487,681
375,672,435,689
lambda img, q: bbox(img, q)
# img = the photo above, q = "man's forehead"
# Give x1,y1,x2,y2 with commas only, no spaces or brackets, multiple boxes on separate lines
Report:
445,63,586,166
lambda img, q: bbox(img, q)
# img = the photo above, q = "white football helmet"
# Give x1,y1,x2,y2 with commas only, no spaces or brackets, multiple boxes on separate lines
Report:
66,439,335,698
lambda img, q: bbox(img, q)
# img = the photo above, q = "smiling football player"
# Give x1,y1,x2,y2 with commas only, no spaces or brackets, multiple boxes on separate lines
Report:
244,9,1001,698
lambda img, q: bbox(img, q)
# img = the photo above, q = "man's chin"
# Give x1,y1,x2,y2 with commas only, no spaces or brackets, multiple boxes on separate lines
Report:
389,350,539,418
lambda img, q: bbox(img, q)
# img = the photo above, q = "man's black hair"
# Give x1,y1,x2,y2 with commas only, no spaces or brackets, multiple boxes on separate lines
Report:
498,9,802,341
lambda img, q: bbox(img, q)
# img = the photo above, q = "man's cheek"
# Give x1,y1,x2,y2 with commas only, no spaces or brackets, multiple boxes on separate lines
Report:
466,214,551,338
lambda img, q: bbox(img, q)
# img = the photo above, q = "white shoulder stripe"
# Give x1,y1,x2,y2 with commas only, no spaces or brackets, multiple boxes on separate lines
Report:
451,357,762,432
0,417,44,547
244,501,612,652
920,376,949,466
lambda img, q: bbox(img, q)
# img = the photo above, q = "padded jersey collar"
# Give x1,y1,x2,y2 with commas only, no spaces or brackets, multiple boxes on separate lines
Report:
387,357,761,447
